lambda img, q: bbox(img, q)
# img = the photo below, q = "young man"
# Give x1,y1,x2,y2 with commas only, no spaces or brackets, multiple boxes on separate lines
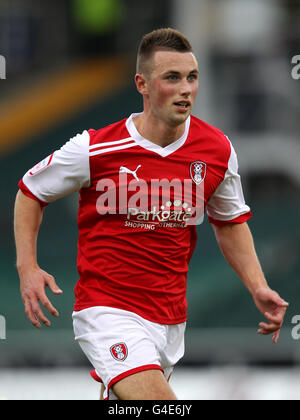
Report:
14,28,288,400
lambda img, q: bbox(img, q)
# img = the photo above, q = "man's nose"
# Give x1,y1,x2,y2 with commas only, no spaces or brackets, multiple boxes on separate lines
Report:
179,79,192,96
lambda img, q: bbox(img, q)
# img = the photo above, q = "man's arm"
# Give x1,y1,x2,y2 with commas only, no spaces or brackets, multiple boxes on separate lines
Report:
14,190,63,328
212,222,288,343
15,131,90,328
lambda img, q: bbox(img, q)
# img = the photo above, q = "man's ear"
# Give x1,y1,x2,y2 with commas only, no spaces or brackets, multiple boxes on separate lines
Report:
135,73,149,95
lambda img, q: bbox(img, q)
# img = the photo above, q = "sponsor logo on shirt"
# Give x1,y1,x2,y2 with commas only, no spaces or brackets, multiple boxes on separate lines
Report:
95,163,206,227
125,202,193,230
119,165,141,181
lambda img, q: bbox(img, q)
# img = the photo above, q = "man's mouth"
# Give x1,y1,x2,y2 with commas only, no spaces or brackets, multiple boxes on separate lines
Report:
174,101,191,110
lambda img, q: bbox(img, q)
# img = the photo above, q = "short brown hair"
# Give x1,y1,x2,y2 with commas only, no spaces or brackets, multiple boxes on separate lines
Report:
136,28,193,76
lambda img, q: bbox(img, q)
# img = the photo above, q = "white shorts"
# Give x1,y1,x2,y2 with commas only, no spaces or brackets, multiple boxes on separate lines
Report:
72,306,186,400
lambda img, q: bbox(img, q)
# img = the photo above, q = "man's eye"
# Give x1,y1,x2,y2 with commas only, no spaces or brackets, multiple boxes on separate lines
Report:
168,75,178,80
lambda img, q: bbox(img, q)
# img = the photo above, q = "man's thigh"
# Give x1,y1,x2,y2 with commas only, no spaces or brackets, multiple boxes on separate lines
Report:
99,368,175,400
112,369,177,400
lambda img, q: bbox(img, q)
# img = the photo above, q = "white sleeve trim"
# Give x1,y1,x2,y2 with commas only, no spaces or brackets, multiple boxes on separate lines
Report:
207,140,250,221
22,130,90,203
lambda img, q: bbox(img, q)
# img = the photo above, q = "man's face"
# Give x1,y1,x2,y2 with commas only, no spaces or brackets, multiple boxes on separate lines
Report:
144,50,199,127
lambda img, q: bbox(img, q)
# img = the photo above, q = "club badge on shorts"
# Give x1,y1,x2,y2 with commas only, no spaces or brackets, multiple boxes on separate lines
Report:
190,161,207,185
110,343,128,362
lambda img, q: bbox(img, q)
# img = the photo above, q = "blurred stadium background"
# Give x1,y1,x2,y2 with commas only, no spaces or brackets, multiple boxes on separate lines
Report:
1,0,300,400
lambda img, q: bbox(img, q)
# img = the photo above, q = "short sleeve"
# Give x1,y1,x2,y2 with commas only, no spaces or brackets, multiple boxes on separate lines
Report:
19,130,90,205
207,141,252,226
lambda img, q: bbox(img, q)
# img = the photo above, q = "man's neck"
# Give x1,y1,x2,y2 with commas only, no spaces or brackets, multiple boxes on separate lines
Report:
133,112,187,148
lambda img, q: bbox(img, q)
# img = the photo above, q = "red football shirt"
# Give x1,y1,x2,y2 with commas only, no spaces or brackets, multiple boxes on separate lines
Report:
19,113,251,324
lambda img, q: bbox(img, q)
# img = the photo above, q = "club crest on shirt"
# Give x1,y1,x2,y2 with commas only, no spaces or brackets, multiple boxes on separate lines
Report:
110,343,128,362
29,153,54,176
190,161,207,185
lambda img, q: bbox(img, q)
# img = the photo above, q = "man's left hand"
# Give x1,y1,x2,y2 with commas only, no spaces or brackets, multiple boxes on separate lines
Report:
253,287,289,344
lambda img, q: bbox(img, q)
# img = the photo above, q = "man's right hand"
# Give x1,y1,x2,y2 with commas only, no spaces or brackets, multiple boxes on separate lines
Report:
14,191,63,329
19,266,63,328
